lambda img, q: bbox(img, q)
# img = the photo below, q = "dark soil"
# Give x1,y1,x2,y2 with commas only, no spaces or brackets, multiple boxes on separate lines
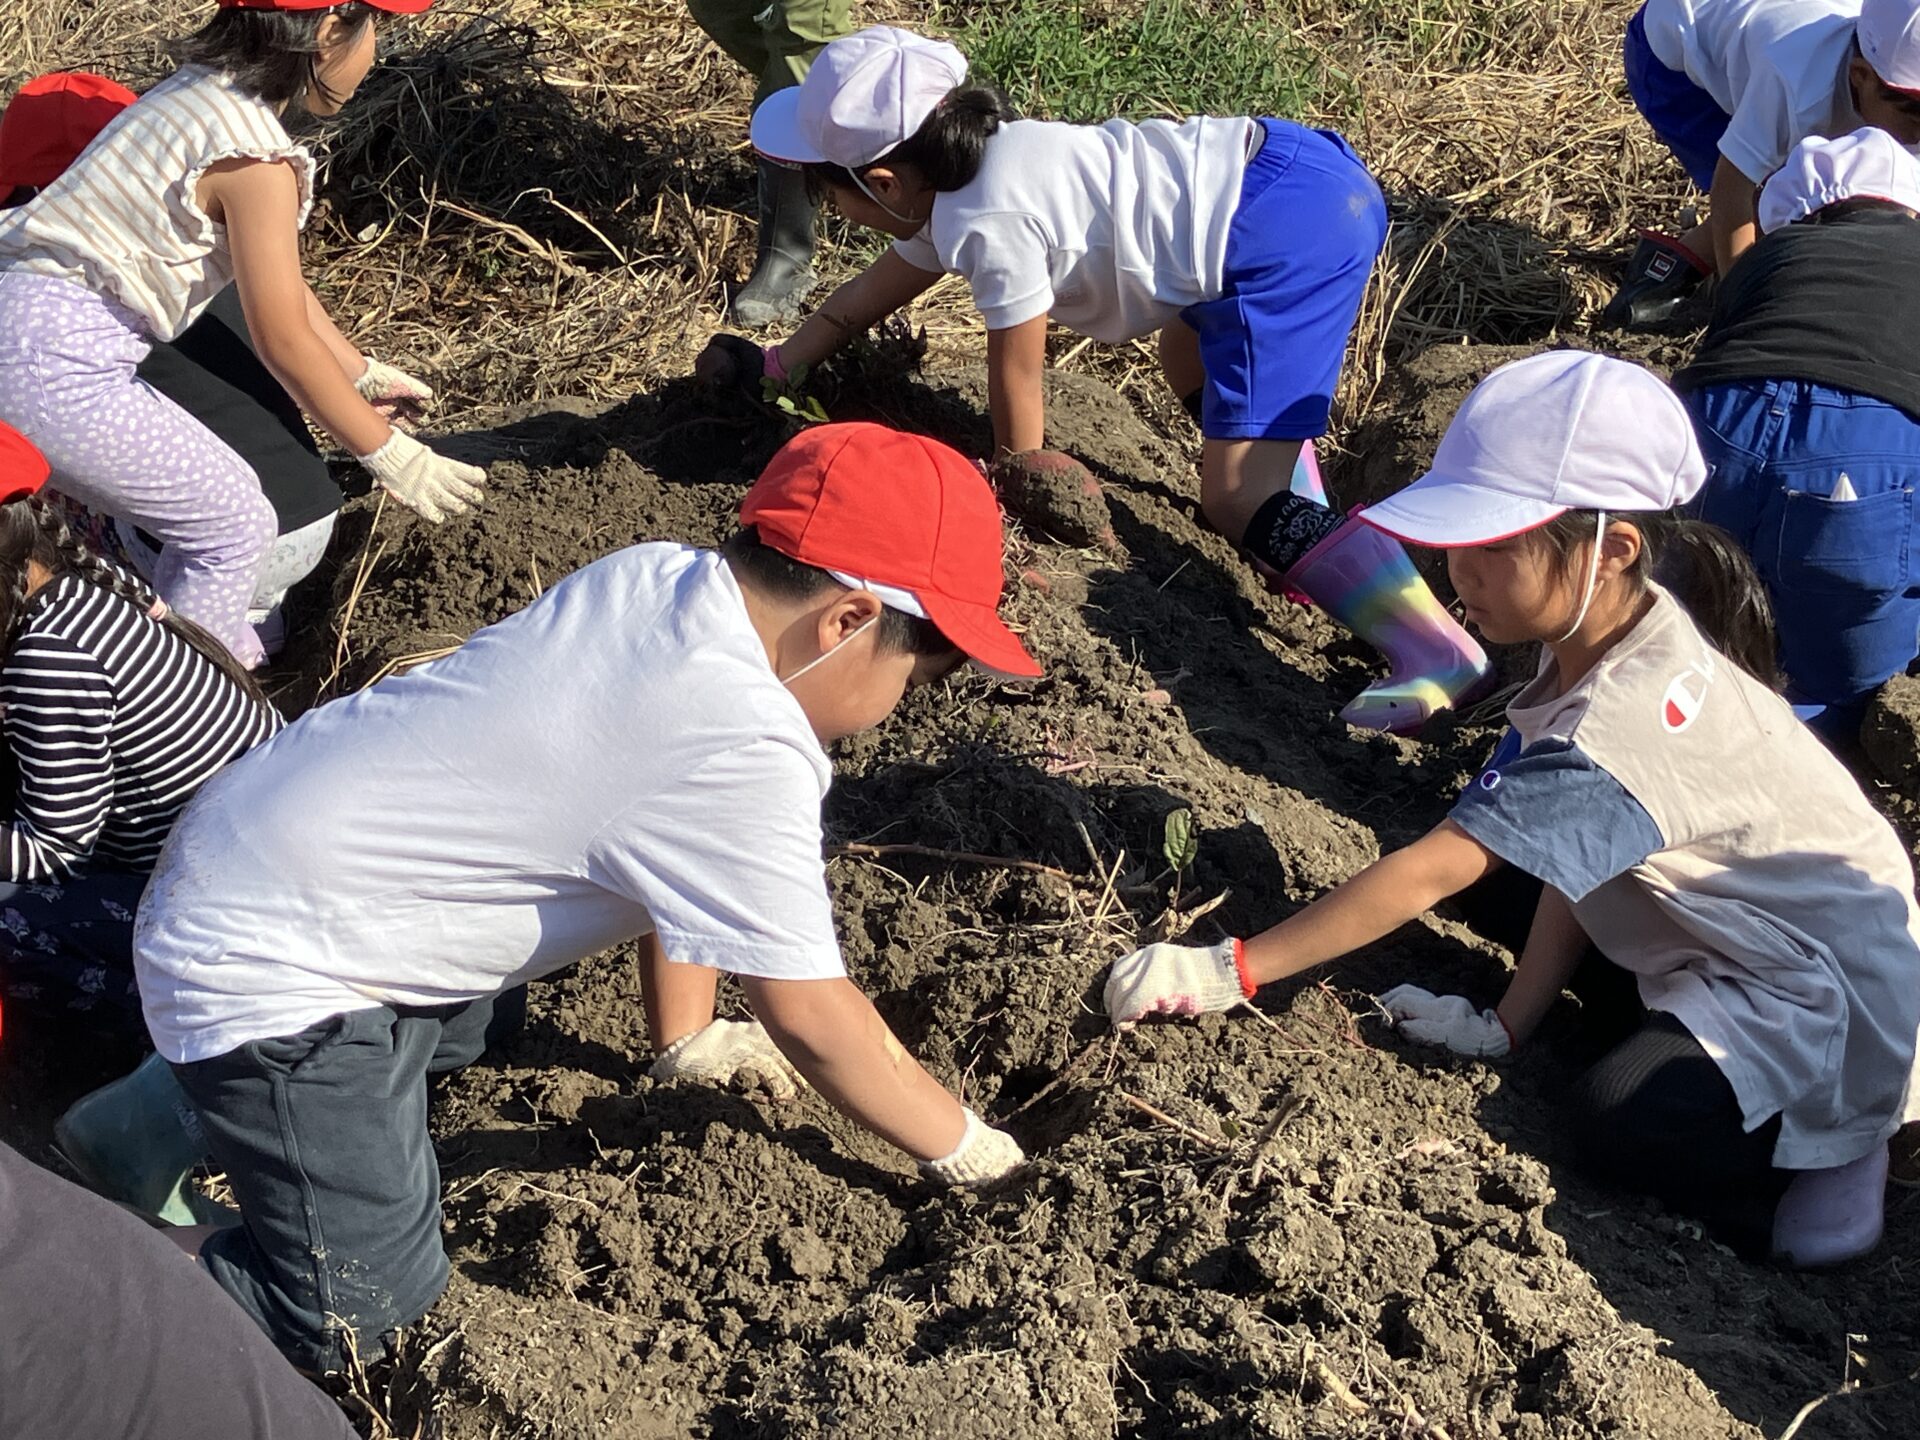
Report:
6,343,1917,1439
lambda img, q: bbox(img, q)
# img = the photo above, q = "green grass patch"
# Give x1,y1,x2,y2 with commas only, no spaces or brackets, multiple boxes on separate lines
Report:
936,0,1354,125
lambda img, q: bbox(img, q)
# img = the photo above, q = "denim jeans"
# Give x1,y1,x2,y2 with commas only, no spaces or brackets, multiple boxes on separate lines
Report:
1685,377,1920,739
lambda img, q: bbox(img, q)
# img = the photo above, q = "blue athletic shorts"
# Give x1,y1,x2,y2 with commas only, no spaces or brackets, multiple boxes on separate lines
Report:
1181,119,1388,442
1685,377,1920,738
1624,5,1730,191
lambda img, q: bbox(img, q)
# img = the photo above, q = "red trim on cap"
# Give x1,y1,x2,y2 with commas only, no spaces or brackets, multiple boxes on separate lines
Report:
216,0,433,11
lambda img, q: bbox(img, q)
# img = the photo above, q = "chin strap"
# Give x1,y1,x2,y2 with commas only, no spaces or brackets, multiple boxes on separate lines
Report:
1556,510,1607,644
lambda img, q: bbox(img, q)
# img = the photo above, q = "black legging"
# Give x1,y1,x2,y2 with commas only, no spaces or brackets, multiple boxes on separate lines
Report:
1451,867,1788,1257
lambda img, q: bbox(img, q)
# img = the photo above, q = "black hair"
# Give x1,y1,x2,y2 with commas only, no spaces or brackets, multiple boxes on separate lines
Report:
720,526,959,661
804,84,1017,200
0,494,275,708
1532,509,1780,688
1809,195,1920,224
1851,37,1920,122
168,2,381,110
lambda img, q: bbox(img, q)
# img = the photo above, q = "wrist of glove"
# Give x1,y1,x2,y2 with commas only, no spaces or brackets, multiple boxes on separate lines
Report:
355,356,436,412
649,1017,806,1100
1376,984,1514,1058
920,1107,1026,1187
1104,938,1255,1030
356,429,486,525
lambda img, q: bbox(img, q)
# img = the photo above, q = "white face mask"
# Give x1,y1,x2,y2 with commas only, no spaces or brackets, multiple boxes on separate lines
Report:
849,168,922,227
780,615,880,689
1555,509,1608,644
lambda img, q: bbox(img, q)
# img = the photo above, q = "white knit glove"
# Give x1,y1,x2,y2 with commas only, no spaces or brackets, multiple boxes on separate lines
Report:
920,1107,1026,1187
1377,984,1513,1058
356,430,485,524
1104,938,1253,1030
649,1018,805,1100
354,356,436,420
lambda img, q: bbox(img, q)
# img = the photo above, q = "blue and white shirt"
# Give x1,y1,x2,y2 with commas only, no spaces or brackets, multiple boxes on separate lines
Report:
1452,587,1920,1170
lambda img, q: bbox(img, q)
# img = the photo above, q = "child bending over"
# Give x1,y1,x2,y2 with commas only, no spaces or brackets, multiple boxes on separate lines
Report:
0,0,485,670
1104,352,1920,1267
700,25,1488,734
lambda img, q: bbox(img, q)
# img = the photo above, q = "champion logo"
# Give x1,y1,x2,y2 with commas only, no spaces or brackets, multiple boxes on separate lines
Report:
1661,662,1713,733
1479,770,1502,791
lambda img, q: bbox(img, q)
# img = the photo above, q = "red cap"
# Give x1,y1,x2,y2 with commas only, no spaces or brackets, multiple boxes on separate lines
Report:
742,423,1042,679
216,0,434,12
0,72,137,204
0,422,50,506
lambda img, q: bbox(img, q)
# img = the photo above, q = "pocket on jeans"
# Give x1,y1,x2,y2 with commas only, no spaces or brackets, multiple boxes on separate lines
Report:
1765,482,1913,601
246,1006,395,1077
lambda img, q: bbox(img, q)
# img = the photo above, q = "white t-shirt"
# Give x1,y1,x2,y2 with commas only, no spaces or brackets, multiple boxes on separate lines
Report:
891,116,1252,342
1451,589,1920,1170
1641,0,1864,181
134,545,845,1065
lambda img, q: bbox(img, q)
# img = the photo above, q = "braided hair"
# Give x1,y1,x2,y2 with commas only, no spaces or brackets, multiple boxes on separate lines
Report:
2,496,273,708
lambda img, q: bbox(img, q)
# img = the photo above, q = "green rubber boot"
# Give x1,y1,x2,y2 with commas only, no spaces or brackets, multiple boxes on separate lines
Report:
54,1054,232,1226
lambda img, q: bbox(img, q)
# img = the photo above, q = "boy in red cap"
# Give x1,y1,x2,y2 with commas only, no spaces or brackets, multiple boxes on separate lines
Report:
133,422,1035,1372
0,0,479,672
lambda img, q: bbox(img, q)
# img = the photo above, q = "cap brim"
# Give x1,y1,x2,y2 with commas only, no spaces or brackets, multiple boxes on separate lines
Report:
1357,472,1566,549
919,591,1043,679
749,89,826,166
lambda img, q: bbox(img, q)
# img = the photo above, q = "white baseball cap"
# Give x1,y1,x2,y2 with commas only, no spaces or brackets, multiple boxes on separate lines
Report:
1758,127,1920,231
1358,352,1708,548
750,26,968,169
1859,0,1920,94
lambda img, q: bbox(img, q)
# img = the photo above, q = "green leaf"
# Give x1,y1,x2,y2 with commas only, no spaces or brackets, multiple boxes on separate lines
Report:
1163,808,1198,875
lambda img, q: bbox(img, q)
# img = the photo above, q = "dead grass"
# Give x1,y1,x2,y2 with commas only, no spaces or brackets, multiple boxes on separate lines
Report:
6,0,1691,448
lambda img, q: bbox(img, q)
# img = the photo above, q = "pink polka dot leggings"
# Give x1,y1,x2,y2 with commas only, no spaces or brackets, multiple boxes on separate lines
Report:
0,270,275,669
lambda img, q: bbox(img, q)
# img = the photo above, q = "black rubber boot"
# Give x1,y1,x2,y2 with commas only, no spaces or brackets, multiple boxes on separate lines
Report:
1600,231,1712,330
730,159,818,328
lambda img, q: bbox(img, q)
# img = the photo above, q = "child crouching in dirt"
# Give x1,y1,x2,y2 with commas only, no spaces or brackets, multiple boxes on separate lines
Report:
0,420,281,1227
132,422,1035,1373
698,24,1490,736
0,0,485,671
1671,127,1920,742
1102,352,1920,1268
0,71,367,659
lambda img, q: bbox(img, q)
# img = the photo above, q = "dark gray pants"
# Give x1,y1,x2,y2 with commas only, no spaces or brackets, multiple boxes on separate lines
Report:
172,993,517,1373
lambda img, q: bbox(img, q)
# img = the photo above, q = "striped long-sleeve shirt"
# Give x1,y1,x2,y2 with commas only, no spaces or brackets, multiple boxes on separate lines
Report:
0,576,281,882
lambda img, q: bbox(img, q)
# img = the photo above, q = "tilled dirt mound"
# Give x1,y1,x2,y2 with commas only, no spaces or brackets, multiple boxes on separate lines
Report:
5,346,1913,1438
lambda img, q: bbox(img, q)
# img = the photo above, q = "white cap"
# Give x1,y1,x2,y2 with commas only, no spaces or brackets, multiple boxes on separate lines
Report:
1859,0,1920,93
750,26,968,169
1757,127,1920,232
827,569,926,617
1358,352,1708,548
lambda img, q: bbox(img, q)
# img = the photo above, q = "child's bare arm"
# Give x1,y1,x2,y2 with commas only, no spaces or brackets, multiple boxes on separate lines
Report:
1240,820,1500,988
743,973,969,1159
302,284,370,381
1709,156,1760,275
986,314,1049,457
635,932,720,1053
778,251,941,370
205,158,390,455
1492,885,1588,1044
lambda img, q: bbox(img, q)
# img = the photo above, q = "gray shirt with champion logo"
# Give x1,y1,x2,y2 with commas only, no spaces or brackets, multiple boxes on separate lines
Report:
1451,587,1920,1170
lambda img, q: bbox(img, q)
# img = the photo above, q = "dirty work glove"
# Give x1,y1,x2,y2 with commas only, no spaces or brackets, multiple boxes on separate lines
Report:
356,430,485,524
354,355,436,417
695,333,782,401
920,1107,1026,1187
1104,939,1255,1030
1377,984,1513,1058
649,1018,805,1100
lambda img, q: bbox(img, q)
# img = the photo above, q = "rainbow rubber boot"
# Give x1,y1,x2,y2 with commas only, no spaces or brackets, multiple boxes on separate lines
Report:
1284,518,1492,734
